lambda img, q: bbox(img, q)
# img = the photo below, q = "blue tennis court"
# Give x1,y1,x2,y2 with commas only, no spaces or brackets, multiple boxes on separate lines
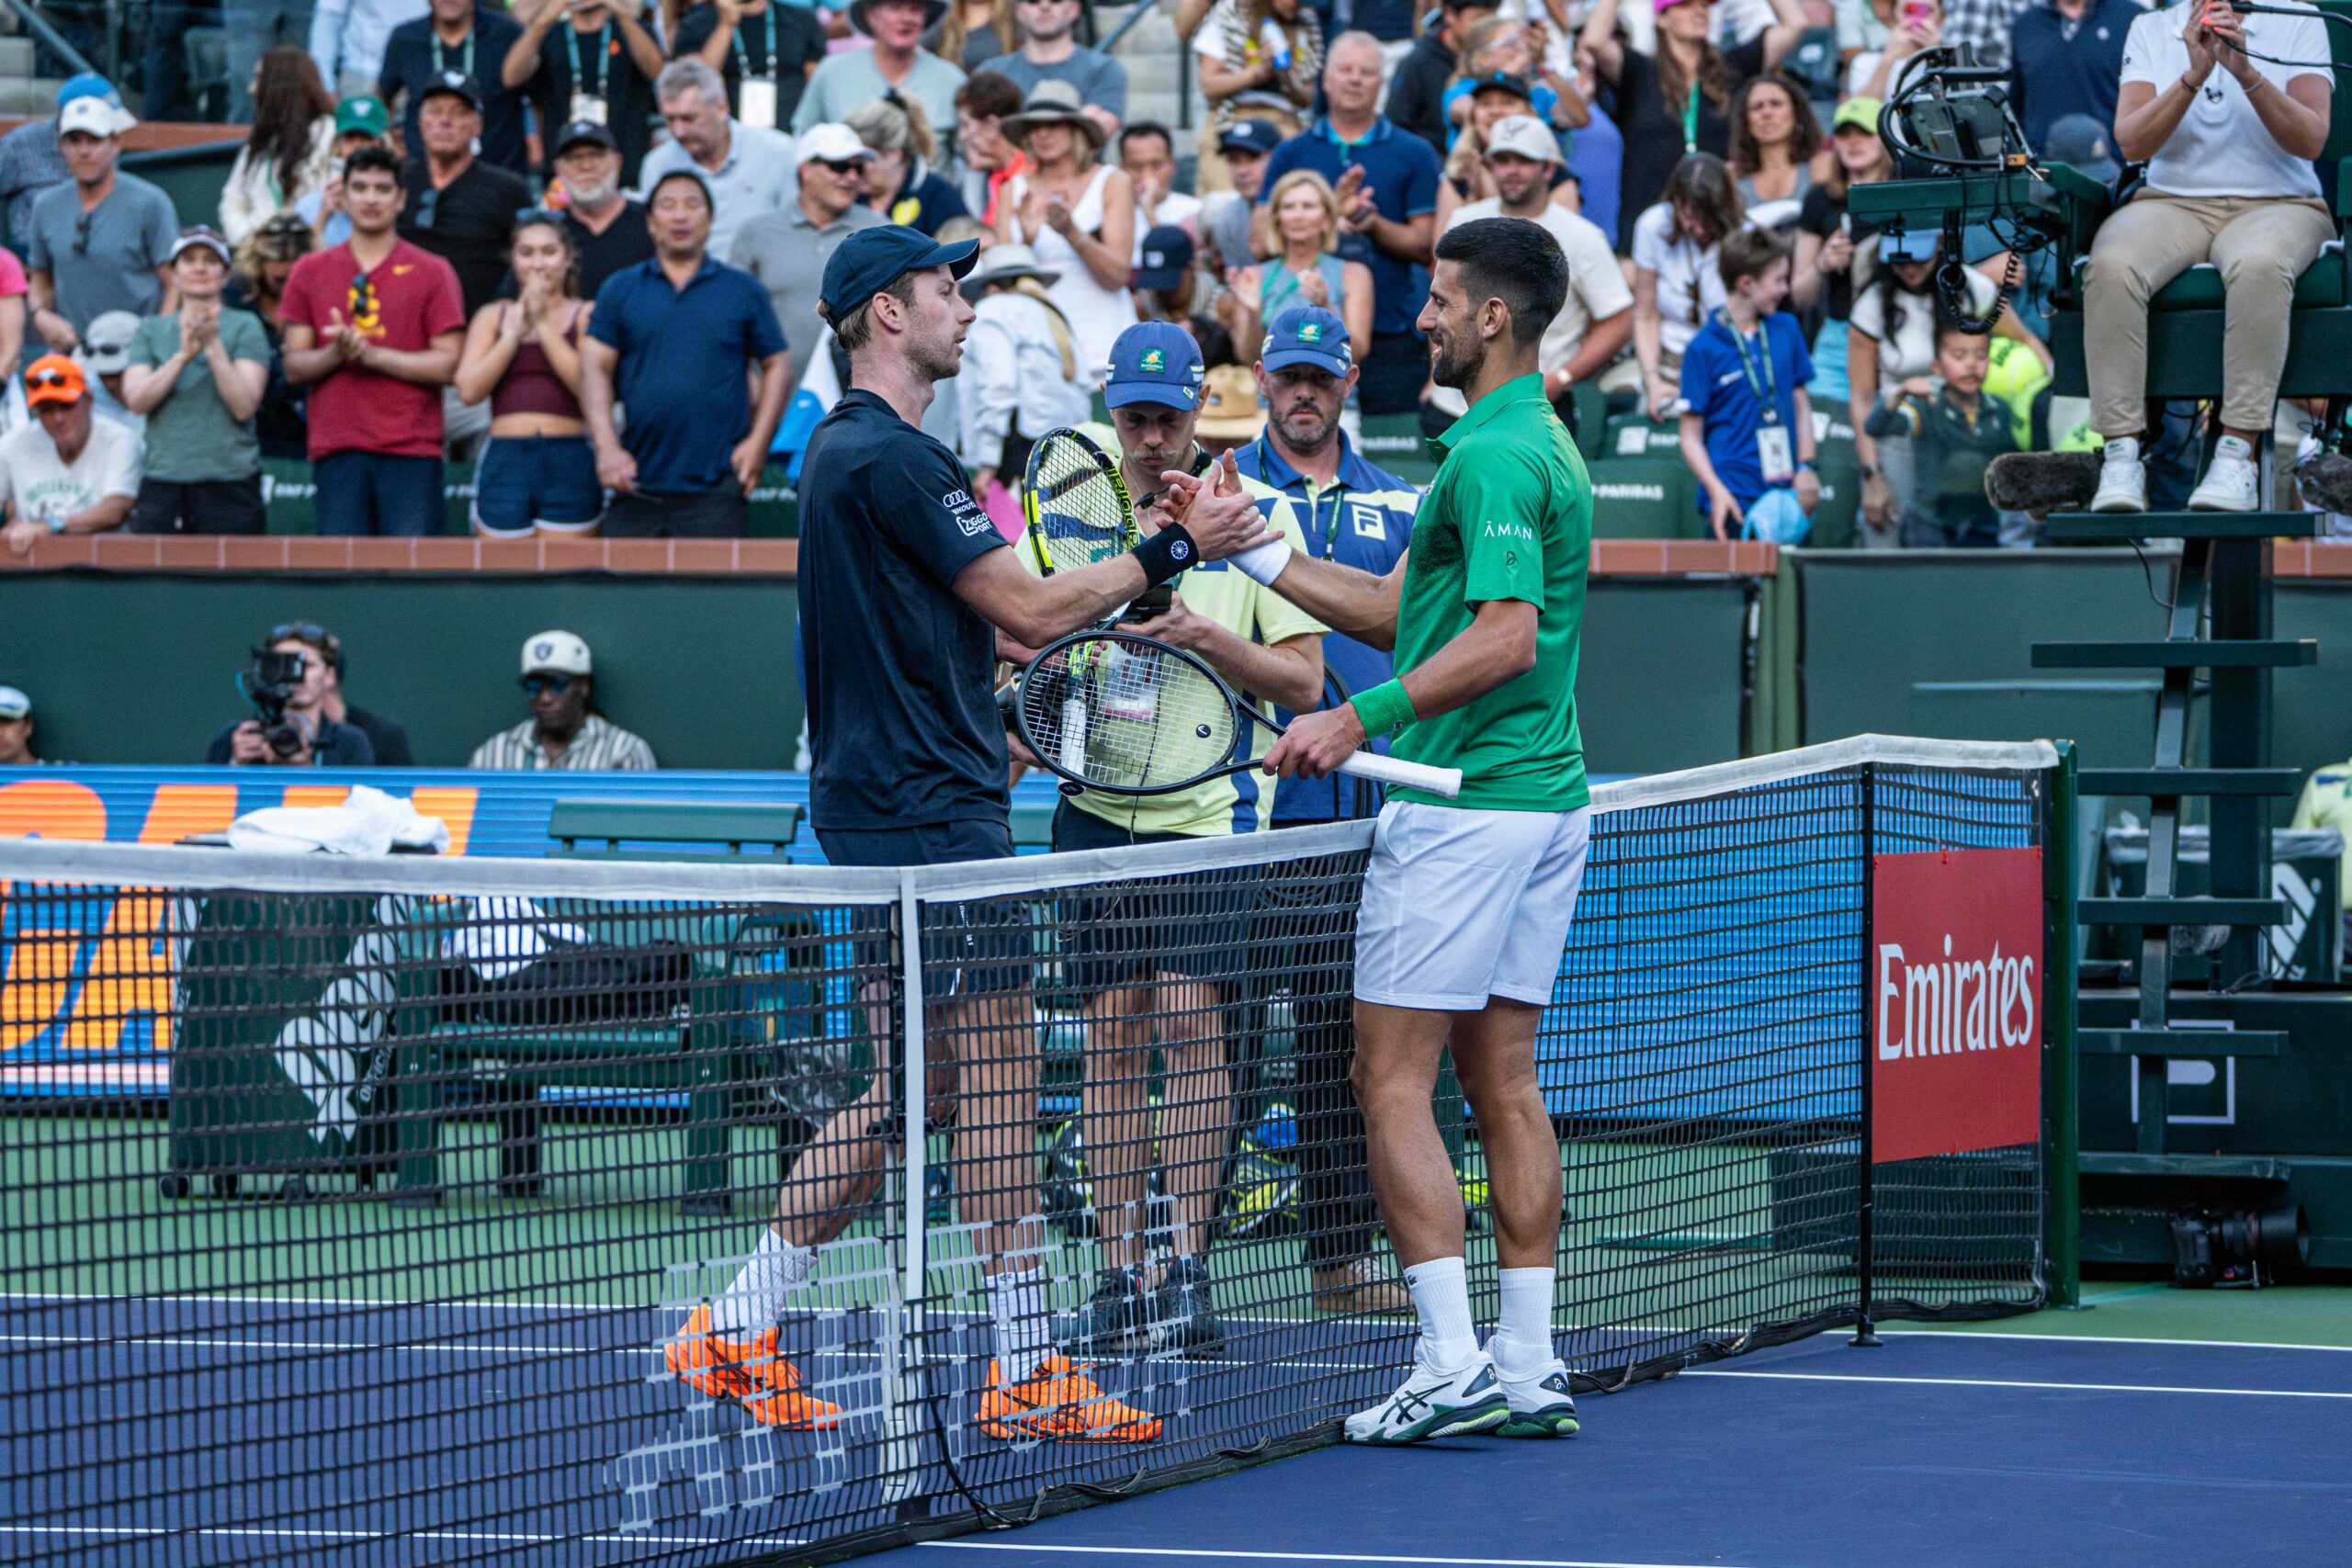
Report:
858,1327,2352,1568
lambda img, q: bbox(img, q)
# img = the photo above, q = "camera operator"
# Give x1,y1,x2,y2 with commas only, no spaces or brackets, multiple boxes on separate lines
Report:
205,626,377,767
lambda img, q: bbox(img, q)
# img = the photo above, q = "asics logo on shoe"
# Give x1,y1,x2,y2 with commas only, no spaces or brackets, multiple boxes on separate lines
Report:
1462,1364,1496,1396
1540,1371,1571,1395
1385,1389,1433,1424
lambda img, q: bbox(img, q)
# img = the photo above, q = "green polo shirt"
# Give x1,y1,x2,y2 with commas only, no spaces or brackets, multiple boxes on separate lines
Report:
1389,373,1591,813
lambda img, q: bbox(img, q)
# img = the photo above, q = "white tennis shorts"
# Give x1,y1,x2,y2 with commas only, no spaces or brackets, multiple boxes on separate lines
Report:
1354,800,1591,1010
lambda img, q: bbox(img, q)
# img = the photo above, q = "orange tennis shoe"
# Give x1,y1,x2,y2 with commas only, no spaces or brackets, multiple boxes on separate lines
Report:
664,1304,842,1429
978,1355,1162,1443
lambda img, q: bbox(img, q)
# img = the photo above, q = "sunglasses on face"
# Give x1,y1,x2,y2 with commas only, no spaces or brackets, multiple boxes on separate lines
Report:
814,159,868,176
522,674,575,696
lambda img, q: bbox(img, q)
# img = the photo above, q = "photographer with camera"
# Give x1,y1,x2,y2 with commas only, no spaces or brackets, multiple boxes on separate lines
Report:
205,625,378,767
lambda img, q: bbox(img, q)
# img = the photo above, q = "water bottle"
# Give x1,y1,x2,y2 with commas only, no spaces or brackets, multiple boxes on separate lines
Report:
1258,16,1291,73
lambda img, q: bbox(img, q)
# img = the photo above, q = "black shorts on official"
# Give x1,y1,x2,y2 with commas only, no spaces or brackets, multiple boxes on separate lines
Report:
817,817,1019,1001
1050,798,1250,994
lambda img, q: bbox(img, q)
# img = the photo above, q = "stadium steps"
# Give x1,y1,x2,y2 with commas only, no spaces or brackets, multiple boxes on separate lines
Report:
2075,768,2307,797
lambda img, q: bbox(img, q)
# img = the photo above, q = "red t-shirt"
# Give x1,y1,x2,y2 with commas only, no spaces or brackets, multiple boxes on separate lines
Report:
280,239,465,460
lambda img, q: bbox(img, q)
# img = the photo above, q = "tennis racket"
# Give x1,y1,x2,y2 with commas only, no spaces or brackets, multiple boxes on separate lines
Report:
1012,629,1463,800
1020,426,1169,619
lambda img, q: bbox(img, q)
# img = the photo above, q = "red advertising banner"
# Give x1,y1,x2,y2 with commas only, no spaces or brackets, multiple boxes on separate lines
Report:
1871,846,2044,1165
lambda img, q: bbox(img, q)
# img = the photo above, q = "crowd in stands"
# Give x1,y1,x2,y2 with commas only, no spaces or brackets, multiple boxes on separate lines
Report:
0,0,2343,579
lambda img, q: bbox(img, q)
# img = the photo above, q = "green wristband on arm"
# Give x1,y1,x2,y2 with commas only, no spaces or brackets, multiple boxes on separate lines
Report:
1349,679,1418,739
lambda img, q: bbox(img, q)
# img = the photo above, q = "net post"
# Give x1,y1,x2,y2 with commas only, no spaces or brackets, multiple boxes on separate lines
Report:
2046,741,2084,1311
1851,760,1882,1348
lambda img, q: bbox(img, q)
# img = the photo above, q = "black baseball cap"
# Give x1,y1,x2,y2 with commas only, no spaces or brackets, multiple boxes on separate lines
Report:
819,224,980,325
554,118,619,156
1466,71,1534,103
1217,118,1283,157
418,71,483,111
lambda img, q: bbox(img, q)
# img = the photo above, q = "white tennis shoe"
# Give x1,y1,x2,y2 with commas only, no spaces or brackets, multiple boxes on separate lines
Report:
1343,1352,1509,1445
1495,1357,1581,1438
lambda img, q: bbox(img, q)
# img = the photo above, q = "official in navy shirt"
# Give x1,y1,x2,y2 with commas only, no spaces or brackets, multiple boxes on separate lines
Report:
1229,307,1417,828
582,170,791,537
2007,0,2138,154
379,0,530,175
1259,34,1442,416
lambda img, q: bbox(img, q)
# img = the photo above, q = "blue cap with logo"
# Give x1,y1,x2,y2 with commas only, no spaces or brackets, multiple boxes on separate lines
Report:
820,223,981,327
1261,306,1352,377
1103,321,1206,410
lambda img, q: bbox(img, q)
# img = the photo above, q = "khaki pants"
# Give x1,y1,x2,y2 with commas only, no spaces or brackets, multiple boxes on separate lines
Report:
2083,193,2334,438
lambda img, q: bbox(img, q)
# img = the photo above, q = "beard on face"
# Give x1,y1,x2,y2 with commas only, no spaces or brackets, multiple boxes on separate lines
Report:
1429,321,1484,391
912,318,964,381
1275,391,1340,453
565,175,614,208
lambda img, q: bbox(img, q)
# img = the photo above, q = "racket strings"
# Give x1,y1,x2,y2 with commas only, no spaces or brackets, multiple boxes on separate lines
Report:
1020,636,1239,791
1026,435,1134,576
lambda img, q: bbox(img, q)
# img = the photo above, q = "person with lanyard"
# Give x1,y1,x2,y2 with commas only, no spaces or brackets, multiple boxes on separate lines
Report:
1244,218,1594,1447
1579,0,1808,252
378,0,529,176
1028,320,1325,1366
673,0,829,130
504,0,665,185
1228,302,1422,1322
663,223,1276,1439
1679,226,1819,539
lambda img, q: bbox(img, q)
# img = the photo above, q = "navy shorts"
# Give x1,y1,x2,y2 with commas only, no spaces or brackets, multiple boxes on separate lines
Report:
1051,799,1249,992
818,817,1020,1000
313,451,445,536
471,434,603,537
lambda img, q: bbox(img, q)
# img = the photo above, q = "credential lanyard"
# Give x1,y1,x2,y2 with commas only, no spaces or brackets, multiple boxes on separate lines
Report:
564,21,612,96
1682,83,1700,155
437,29,475,80
733,4,778,75
1716,309,1779,420
1254,433,1345,559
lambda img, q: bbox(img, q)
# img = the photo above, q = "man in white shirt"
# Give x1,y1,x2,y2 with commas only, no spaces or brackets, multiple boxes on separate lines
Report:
310,0,427,96
0,355,139,554
1120,121,1203,248
639,58,798,261
2087,0,2334,513
1430,117,1633,419
467,631,659,771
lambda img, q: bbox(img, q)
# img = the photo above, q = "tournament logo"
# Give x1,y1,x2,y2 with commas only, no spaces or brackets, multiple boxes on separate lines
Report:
1139,348,1166,374
1299,322,1323,343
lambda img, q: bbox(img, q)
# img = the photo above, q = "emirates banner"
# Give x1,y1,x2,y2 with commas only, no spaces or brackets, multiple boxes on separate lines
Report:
1870,846,2045,1164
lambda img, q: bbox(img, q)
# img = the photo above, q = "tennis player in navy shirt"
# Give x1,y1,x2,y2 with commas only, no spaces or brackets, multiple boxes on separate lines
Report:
665,223,1281,1450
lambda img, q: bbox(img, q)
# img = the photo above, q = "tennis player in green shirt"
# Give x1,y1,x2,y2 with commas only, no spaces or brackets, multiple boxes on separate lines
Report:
1211,217,1593,1446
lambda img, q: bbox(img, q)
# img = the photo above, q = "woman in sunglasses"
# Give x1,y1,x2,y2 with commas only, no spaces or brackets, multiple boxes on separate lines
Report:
452,211,600,538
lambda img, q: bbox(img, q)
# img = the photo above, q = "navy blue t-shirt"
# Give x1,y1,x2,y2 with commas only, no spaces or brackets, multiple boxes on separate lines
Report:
377,9,531,175
588,255,786,494
798,389,1010,832
1679,310,1814,512
1260,118,1442,338
2007,0,2137,152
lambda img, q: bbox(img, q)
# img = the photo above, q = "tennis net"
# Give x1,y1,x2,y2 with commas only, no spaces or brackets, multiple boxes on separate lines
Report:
0,735,2064,1566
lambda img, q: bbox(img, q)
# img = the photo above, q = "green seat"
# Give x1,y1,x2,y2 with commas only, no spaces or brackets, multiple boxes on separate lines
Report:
2147,250,2348,311
548,798,803,857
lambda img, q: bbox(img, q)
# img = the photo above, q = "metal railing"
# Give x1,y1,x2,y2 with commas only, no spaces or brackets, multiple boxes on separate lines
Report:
0,0,96,86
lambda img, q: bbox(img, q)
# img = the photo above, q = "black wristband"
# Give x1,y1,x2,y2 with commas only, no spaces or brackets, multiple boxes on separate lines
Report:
1130,519,1199,589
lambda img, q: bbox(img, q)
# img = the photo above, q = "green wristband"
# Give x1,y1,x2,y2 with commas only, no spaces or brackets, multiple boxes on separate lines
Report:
1349,679,1417,739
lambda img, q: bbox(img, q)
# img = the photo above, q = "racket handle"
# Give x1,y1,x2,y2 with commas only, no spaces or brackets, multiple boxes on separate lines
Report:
1336,750,1463,799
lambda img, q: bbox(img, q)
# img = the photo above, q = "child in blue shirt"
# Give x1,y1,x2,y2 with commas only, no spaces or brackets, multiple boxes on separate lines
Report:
1678,226,1820,539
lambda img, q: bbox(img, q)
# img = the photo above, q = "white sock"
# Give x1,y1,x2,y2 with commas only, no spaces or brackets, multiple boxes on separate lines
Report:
1402,1255,1478,1375
710,1228,815,1333
2215,434,2253,463
2105,436,2140,462
987,1266,1053,1384
1490,1266,1556,1378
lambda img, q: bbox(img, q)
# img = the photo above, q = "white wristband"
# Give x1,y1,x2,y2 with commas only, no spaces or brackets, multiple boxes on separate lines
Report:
1231,536,1294,587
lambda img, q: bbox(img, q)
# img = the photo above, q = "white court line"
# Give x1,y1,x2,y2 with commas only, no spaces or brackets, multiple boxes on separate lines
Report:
1886,1329,2352,1355
1679,1370,2352,1399
0,1525,806,1548
922,1547,1775,1568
